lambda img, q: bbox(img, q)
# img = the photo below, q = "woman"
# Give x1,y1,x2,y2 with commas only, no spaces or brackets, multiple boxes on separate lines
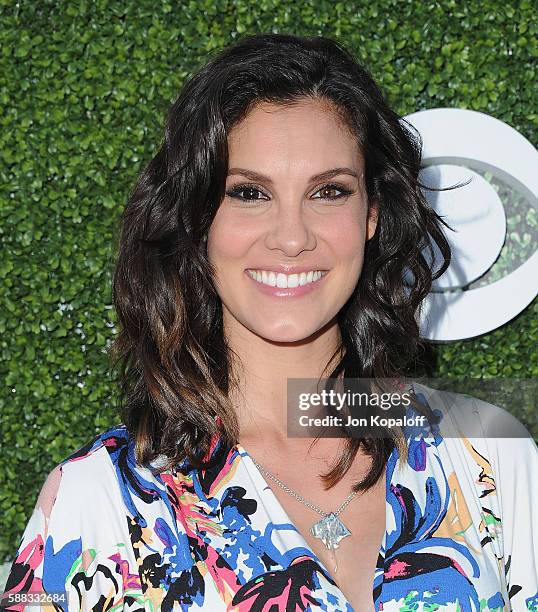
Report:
2,33,537,612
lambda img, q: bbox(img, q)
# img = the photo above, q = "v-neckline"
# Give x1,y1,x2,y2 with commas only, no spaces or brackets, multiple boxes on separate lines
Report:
234,441,399,611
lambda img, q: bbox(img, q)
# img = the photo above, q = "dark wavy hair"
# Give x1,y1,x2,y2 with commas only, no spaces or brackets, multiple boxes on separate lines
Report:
109,32,452,493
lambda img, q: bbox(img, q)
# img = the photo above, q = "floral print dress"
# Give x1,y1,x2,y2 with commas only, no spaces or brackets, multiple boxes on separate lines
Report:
2,382,537,611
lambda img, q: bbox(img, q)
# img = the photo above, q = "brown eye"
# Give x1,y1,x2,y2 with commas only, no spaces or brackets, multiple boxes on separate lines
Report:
313,183,354,201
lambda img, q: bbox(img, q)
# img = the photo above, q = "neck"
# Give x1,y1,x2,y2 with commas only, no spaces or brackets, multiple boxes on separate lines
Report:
225,315,345,444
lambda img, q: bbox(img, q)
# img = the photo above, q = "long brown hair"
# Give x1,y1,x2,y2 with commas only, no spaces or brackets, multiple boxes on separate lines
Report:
109,33,452,493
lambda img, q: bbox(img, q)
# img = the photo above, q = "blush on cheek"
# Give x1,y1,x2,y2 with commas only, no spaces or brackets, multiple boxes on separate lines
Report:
330,227,366,266
207,211,259,262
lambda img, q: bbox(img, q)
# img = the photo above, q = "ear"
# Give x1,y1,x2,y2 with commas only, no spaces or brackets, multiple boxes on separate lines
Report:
366,200,379,241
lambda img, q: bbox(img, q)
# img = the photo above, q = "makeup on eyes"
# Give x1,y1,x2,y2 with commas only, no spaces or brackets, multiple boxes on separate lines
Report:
225,182,355,203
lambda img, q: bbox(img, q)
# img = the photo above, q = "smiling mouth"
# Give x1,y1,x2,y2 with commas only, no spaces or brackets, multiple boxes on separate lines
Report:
246,269,328,289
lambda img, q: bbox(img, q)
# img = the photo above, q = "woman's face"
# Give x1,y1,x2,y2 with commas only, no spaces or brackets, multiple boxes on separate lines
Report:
207,97,378,343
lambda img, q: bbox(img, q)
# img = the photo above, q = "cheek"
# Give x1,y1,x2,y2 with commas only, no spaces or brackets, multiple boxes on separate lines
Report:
207,208,257,264
320,209,367,264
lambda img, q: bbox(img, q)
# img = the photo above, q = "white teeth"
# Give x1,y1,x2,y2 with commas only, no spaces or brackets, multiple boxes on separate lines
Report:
247,269,326,288
287,273,299,288
276,273,287,288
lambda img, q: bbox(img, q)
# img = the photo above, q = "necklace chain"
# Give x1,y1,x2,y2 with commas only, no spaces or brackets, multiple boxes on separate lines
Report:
247,451,360,572
249,455,358,516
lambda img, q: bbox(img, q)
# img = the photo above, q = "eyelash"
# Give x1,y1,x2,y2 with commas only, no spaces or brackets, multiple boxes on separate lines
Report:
225,182,354,203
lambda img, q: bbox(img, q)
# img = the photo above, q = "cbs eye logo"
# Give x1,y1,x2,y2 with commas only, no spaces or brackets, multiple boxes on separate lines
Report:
403,108,538,342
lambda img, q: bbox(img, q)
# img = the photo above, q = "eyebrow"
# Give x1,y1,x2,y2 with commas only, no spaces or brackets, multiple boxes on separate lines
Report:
227,167,359,184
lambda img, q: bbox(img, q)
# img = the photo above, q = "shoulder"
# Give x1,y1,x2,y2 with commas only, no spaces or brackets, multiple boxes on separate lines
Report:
61,421,132,465
37,423,132,514
39,422,179,537
17,423,139,564
410,380,533,440
2,424,141,609
409,380,537,484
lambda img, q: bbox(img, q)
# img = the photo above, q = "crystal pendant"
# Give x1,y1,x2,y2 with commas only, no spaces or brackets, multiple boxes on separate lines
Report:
310,512,351,551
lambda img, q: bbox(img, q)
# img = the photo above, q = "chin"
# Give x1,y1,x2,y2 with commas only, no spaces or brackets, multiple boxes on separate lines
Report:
248,320,324,344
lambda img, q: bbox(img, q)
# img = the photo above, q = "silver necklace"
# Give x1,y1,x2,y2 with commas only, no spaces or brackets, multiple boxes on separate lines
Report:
249,455,358,572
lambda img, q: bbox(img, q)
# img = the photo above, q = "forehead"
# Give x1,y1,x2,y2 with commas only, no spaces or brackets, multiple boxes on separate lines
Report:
227,98,363,170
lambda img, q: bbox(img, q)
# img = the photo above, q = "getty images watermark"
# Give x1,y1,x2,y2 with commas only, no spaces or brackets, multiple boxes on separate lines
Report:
286,377,536,439
297,384,427,429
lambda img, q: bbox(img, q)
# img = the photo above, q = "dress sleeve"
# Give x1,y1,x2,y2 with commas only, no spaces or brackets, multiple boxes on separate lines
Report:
412,382,538,610
486,435,538,611
1,449,140,611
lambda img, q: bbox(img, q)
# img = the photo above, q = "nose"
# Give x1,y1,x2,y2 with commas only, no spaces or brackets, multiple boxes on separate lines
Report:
264,200,316,256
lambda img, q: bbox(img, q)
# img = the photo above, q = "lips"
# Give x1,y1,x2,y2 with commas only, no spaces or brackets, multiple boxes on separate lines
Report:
244,269,328,297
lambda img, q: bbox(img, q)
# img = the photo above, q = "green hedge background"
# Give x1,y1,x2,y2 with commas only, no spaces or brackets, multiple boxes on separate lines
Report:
0,0,536,565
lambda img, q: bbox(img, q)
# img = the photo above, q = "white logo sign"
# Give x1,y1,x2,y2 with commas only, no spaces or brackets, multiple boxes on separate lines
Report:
403,108,538,342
